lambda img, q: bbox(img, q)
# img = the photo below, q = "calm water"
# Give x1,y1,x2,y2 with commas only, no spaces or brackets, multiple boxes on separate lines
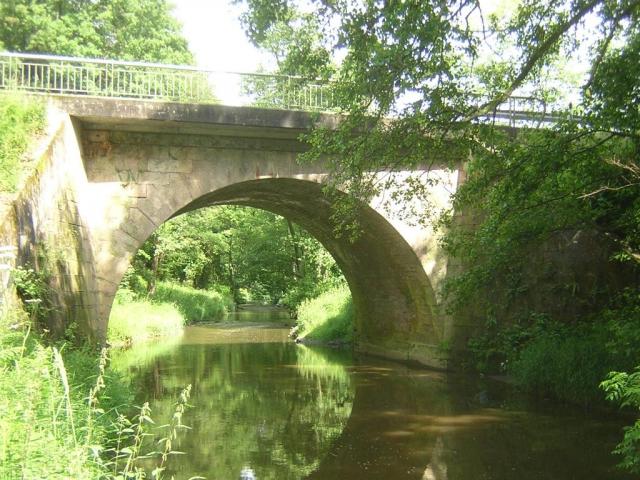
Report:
111,312,634,480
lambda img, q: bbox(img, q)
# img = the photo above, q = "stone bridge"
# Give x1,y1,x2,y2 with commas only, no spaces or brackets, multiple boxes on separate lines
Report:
2,96,471,368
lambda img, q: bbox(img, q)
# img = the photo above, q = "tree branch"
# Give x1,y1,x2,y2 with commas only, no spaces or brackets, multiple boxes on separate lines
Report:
464,0,603,122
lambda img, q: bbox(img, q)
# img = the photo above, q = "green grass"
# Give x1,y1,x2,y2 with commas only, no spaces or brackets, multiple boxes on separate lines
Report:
296,285,354,343
0,93,45,193
510,329,614,406
0,307,129,479
0,300,197,479
107,297,186,346
151,281,234,323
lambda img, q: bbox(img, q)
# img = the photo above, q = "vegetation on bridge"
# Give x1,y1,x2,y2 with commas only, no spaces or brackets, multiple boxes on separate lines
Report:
0,94,44,194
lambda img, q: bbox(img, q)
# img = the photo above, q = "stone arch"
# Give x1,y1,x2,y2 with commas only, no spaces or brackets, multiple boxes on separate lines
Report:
99,178,440,356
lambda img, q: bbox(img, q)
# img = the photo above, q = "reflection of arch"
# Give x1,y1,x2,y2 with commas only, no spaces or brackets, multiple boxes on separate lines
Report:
101,178,440,352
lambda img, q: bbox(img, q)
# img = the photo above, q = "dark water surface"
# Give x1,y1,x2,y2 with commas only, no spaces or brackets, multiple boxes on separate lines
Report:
111,313,634,480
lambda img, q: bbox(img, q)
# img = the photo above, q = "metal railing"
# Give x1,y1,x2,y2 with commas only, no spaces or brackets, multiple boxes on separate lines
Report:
0,51,335,111
0,51,570,123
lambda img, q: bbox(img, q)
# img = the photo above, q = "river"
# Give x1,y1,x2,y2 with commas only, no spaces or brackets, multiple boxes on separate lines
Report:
110,309,634,480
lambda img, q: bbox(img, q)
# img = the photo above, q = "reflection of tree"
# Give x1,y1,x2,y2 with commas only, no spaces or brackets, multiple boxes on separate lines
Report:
111,339,354,479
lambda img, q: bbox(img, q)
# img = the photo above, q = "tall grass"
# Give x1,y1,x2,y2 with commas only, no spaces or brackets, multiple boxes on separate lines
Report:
0,308,125,479
295,286,354,343
0,303,198,479
108,296,186,346
510,328,614,406
0,93,45,193
152,281,233,323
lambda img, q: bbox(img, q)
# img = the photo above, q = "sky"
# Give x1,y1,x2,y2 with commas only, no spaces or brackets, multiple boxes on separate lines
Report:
171,0,272,73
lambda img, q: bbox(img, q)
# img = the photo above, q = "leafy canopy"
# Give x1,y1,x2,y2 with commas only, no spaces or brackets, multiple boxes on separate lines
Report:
0,0,193,63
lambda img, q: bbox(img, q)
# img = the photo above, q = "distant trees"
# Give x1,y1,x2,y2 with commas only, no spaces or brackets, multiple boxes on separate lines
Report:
125,206,344,307
0,0,193,63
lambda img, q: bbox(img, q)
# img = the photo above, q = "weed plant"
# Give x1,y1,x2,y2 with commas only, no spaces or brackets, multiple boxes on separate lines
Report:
0,93,45,193
0,301,199,479
0,307,121,478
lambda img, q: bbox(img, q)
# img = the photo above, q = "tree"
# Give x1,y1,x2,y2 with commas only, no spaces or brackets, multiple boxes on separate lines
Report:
237,0,639,223
0,0,193,63
238,2,640,469
237,0,640,307
127,206,343,306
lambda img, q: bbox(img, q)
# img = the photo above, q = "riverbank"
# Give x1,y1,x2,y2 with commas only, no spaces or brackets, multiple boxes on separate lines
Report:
108,296,186,346
107,283,235,346
0,306,130,478
292,285,353,344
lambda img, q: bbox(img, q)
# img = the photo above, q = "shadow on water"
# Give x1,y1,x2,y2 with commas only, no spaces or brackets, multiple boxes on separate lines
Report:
112,321,635,480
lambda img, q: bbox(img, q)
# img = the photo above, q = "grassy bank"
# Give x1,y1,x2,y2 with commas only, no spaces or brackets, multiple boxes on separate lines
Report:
108,295,186,346
107,282,234,344
0,93,45,193
295,285,354,343
1,301,199,479
152,281,234,322
0,307,128,479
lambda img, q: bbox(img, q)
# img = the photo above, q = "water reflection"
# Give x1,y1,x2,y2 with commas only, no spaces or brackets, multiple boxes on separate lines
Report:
112,326,355,479
112,324,634,480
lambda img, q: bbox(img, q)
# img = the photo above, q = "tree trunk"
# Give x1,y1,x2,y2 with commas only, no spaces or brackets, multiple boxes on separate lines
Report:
287,218,304,279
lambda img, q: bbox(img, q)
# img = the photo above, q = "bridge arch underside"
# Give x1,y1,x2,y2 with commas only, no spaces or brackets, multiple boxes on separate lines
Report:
168,178,442,358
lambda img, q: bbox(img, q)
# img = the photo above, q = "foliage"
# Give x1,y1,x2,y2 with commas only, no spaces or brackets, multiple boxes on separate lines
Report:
295,285,353,343
467,290,640,408
0,306,127,479
12,264,52,326
0,0,193,63
152,281,233,323
128,206,344,308
0,94,45,193
238,0,640,308
107,294,185,346
601,366,640,474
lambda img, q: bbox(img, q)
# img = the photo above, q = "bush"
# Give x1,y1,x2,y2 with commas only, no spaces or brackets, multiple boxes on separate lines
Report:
108,296,186,345
601,366,640,474
466,290,640,408
510,325,614,406
296,286,354,343
151,282,234,323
